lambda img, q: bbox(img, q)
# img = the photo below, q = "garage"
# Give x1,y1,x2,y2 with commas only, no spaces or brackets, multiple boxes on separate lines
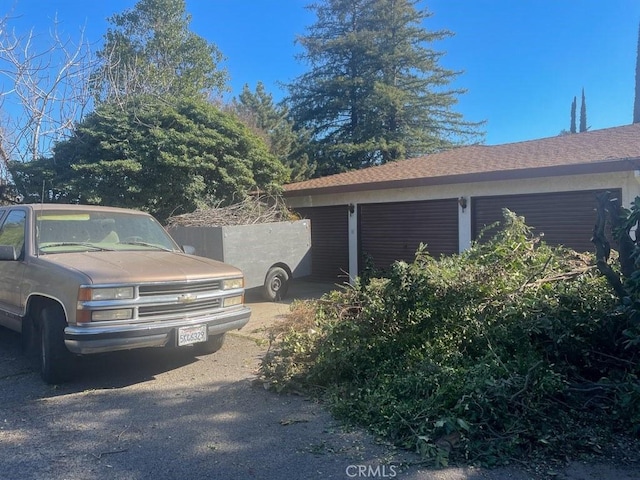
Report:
471,189,621,252
284,125,640,281
358,198,459,272
295,205,350,281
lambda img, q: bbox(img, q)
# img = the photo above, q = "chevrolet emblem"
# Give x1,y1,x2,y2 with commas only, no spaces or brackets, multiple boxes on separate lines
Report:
178,293,197,304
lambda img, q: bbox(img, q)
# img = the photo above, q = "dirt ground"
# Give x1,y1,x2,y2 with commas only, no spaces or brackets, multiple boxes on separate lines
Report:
242,279,640,480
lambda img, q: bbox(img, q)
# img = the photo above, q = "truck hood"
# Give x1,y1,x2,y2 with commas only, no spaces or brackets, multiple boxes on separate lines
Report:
37,251,243,285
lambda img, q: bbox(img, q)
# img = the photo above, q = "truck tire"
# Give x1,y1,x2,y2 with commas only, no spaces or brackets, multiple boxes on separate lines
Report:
193,333,226,355
21,315,37,356
263,266,289,301
39,306,76,384
22,315,39,372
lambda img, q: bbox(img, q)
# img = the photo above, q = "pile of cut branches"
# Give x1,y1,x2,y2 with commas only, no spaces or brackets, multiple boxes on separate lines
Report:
261,210,640,467
166,195,297,227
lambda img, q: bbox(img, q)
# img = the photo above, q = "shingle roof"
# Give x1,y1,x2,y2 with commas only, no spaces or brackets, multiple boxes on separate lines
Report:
284,123,640,196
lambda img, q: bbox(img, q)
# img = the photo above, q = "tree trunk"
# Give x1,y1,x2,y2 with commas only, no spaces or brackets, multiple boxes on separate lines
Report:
591,191,633,300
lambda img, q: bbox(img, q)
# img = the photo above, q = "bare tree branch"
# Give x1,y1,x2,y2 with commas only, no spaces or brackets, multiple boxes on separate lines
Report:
0,12,95,163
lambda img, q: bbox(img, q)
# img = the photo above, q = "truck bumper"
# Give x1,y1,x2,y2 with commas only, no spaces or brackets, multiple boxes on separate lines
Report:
64,306,251,354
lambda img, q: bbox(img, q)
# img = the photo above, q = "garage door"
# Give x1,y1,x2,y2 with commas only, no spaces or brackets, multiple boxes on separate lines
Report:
472,189,621,252
358,198,459,273
295,205,349,281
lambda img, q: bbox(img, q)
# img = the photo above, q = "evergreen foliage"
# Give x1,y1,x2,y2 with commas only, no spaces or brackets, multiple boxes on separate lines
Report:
287,0,484,176
261,211,639,466
579,88,588,132
8,1,294,218
230,82,316,182
570,96,577,133
91,0,228,103
9,96,289,221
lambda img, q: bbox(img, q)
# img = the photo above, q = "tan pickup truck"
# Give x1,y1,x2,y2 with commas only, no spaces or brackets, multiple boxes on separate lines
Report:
0,203,251,384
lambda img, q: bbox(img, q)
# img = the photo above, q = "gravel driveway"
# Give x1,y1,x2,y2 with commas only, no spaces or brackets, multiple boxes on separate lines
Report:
0,280,638,480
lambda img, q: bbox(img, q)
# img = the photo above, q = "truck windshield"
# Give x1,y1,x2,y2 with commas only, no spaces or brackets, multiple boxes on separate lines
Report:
36,210,178,254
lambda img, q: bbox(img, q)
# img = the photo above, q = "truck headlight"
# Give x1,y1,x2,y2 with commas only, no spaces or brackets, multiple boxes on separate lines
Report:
79,286,135,301
222,278,243,290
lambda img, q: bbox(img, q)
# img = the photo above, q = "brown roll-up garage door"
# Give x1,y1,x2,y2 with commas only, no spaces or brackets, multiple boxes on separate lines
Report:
295,205,349,281
358,198,459,273
472,189,621,252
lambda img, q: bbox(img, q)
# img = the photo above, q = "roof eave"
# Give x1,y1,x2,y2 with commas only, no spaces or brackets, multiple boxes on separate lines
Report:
283,158,640,198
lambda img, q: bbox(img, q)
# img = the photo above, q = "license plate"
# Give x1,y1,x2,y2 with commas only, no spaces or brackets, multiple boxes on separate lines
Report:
177,325,208,346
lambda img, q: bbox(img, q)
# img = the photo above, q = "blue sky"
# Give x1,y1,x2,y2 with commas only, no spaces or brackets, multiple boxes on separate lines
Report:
5,0,640,145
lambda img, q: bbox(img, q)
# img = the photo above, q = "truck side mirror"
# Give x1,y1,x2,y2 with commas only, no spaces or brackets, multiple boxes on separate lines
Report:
181,245,196,255
0,245,18,261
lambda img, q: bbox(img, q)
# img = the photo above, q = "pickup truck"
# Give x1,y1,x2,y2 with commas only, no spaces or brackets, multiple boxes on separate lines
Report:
0,203,251,384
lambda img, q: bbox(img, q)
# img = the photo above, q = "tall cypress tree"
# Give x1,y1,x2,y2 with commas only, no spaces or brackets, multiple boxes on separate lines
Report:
634,22,640,123
579,88,588,133
570,96,577,133
287,0,484,176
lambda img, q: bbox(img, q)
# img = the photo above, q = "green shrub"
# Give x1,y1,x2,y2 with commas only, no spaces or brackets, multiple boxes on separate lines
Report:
260,210,639,466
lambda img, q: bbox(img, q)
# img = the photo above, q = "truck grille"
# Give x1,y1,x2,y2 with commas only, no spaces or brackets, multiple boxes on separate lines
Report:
136,280,226,321
139,280,221,296
139,298,221,317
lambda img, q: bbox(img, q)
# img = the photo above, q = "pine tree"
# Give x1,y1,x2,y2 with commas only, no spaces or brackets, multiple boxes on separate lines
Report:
570,96,577,133
91,0,228,104
287,0,484,176
634,22,640,123
231,82,315,181
579,88,588,132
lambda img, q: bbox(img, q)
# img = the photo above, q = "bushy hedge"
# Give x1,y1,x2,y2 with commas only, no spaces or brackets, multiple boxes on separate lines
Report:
260,211,639,466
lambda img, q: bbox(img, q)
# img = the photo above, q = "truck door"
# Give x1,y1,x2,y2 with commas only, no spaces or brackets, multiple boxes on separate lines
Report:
0,209,27,325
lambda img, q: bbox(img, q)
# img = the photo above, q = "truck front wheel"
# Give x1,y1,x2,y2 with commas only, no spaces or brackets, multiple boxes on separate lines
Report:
39,306,76,384
263,266,289,301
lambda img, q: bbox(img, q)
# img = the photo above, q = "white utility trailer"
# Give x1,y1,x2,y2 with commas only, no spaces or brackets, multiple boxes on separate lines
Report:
168,219,312,301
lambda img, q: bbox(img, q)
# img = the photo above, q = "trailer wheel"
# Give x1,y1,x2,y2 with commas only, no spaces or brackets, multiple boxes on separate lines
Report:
263,266,289,301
